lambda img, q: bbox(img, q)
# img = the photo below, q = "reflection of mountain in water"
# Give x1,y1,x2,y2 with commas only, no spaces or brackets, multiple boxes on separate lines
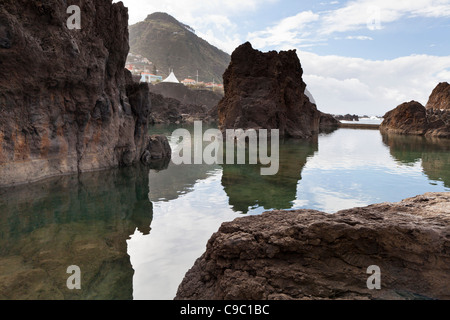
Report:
221,138,318,213
0,165,152,300
382,133,450,188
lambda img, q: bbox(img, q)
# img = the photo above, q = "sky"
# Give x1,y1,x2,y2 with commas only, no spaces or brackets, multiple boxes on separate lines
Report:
115,0,450,116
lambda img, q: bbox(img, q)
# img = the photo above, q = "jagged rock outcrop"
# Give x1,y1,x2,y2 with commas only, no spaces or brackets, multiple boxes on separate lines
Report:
176,193,450,300
217,42,323,139
380,100,449,138
0,0,170,187
426,82,450,111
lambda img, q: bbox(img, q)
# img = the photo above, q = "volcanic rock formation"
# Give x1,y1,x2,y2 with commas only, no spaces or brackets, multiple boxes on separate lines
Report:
175,192,450,300
217,42,334,138
0,0,170,187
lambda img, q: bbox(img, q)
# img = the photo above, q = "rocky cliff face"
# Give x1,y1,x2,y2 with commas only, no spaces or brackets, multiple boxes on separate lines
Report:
426,82,450,111
175,193,450,300
217,42,323,138
0,0,170,187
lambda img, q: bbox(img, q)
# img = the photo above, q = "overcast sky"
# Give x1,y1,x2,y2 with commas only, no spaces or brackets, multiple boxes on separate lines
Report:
115,0,450,116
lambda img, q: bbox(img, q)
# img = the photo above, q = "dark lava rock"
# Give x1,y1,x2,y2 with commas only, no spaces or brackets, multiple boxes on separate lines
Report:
217,42,322,139
175,193,450,300
0,0,170,187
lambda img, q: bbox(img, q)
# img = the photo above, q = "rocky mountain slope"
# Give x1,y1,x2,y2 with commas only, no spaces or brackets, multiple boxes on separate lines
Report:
176,192,450,300
129,12,230,84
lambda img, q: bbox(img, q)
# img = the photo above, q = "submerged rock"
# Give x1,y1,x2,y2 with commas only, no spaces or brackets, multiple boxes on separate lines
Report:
0,0,170,187
217,42,323,139
175,192,450,300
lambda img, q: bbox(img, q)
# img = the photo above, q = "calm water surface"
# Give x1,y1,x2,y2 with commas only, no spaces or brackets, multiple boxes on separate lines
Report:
0,126,448,299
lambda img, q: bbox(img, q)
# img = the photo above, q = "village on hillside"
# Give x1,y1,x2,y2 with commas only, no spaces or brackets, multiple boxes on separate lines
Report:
125,52,224,92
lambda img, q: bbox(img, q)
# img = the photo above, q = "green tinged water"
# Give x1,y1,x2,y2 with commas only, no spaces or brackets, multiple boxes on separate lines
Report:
0,126,448,299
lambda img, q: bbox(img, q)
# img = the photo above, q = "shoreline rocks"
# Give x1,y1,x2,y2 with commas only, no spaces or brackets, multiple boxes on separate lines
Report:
175,192,450,300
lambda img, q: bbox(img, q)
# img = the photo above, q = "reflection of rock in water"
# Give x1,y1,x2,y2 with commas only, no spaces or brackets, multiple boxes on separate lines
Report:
148,162,220,202
0,165,153,300
221,138,318,213
382,133,450,188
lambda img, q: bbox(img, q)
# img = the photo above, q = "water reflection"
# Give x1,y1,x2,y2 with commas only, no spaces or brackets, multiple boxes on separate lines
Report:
148,162,220,202
0,165,152,300
221,138,318,213
382,133,450,188
1,125,449,301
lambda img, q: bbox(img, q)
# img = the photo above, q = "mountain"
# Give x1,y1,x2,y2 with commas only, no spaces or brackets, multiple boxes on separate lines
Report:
129,12,230,84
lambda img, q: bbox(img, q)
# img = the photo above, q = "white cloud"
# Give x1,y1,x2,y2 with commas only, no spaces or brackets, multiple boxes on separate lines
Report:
345,35,374,40
247,11,321,49
298,51,450,115
320,0,450,34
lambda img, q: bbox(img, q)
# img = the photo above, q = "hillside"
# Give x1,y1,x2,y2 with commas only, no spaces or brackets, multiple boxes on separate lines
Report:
129,12,230,84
